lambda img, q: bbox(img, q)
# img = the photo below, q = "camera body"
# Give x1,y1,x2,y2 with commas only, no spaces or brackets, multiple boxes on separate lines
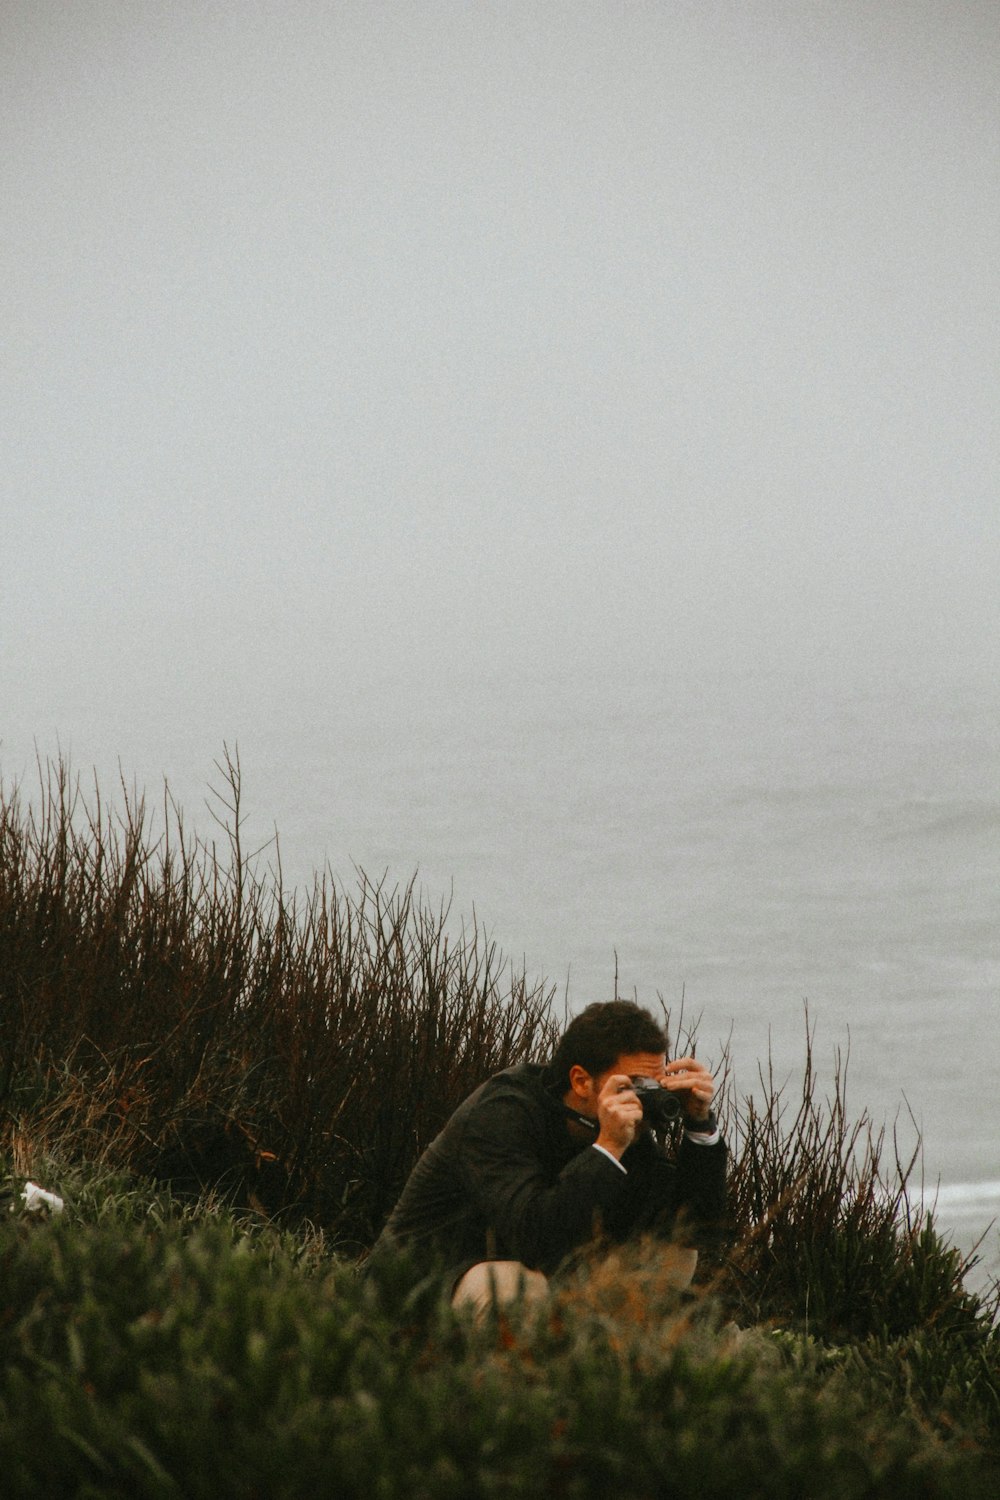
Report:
630,1074,683,1130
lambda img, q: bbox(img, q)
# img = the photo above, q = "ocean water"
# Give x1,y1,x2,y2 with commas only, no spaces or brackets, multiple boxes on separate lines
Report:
4,656,998,1288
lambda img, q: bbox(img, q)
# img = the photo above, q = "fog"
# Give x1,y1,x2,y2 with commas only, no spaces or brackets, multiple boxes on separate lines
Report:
2,0,997,762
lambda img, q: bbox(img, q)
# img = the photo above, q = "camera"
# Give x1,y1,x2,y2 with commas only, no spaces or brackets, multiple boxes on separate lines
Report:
629,1075,683,1129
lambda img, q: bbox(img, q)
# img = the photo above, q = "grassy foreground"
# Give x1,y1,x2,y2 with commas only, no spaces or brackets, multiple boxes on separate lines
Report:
1,1162,998,1499
1,755,998,1492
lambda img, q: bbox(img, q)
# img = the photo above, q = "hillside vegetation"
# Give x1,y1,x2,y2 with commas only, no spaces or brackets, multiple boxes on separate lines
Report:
1,754,997,1494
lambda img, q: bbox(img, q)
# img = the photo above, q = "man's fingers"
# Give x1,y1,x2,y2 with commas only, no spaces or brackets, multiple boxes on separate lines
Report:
664,1057,710,1079
604,1093,642,1116
599,1077,643,1123
686,1082,715,1103
663,1063,715,1103
603,1073,636,1094
663,1069,713,1088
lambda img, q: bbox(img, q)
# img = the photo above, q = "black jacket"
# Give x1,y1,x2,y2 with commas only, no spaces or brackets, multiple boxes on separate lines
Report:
371,1063,727,1283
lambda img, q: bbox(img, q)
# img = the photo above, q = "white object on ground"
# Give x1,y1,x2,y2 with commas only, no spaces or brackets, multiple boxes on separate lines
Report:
21,1182,64,1214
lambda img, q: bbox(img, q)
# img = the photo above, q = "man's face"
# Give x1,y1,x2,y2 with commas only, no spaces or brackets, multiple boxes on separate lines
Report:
575,1051,667,1118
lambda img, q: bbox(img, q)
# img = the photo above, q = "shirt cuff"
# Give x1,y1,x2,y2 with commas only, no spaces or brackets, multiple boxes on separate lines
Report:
684,1125,721,1146
591,1143,627,1174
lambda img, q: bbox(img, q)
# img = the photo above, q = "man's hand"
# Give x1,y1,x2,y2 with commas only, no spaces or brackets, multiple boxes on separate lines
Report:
661,1056,715,1122
594,1074,644,1159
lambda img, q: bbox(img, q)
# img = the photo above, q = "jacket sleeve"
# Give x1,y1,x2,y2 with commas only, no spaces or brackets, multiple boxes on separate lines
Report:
454,1091,629,1273
672,1133,728,1243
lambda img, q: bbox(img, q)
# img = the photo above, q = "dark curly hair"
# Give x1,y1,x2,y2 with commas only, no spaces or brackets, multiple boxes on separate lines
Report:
543,1001,667,1093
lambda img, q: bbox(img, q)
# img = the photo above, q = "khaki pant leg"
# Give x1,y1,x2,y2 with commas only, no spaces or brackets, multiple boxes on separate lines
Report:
451,1260,549,1318
659,1245,699,1290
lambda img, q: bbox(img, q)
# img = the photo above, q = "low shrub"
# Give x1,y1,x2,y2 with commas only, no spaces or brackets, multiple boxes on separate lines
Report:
715,1032,993,1340
0,1168,997,1498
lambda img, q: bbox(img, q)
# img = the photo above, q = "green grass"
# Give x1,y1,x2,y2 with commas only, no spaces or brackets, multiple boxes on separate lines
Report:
0,1162,997,1498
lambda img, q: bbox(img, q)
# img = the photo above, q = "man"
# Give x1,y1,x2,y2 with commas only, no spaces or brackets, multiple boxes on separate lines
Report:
370,1000,727,1313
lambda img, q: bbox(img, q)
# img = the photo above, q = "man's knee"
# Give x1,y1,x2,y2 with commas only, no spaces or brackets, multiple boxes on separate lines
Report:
658,1244,698,1290
451,1260,549,1317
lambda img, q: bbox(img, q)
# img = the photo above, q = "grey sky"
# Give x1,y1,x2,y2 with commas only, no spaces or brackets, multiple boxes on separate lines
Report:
2,0,998,738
